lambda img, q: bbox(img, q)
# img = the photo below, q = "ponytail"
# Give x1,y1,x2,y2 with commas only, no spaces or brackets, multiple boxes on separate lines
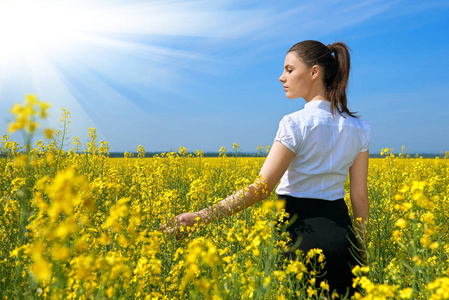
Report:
288,40,357,117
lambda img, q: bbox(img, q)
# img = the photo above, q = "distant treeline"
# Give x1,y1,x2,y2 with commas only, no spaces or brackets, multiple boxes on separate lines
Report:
107,152,263,158
107,152,447,159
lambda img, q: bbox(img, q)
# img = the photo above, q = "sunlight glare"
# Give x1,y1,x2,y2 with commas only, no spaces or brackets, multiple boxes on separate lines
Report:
0,0,236,147
0,0,95,61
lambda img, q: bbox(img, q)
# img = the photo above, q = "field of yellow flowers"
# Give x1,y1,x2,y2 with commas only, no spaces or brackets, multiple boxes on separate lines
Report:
1,96,449,299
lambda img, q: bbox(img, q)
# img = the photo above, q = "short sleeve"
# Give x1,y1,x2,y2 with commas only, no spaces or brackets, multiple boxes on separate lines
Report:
274,115,301,153
360,121,371,152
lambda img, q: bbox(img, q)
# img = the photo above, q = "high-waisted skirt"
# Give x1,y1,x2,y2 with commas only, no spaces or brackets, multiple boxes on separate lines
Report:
277,195,359,296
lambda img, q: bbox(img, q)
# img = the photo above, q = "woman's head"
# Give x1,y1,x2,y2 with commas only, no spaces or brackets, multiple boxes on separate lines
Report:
282,40,356,117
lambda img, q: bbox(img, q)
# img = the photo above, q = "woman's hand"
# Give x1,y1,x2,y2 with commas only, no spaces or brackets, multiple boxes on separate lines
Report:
159,212,200,240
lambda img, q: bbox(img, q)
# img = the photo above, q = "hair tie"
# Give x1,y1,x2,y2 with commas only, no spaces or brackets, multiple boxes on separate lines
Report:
327,44,334,53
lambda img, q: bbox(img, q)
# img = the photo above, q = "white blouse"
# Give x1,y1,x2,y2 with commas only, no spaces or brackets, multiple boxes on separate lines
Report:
275,100,371,200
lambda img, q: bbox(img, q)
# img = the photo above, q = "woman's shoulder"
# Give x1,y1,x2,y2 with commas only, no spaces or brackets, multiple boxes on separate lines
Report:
281,108,309,123
277,110,308,132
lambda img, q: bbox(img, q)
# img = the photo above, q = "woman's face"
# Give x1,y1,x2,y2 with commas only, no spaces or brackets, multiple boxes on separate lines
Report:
279,52,313,100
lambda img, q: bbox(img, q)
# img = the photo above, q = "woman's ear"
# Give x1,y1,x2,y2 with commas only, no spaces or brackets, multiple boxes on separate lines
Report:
310,65,321,81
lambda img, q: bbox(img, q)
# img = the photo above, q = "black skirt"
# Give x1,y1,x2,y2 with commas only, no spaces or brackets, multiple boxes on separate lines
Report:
277,195,359,296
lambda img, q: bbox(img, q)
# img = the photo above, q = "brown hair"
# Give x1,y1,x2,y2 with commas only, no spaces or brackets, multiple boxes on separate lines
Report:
288,40,357,117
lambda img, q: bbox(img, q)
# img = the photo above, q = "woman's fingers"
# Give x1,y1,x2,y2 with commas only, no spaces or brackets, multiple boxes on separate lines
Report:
158,212,198,240
159,224,177,235
158,221,171,231
159,218,182,235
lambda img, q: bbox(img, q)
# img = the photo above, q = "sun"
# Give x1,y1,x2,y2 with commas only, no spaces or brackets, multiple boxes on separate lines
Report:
0,0,93,62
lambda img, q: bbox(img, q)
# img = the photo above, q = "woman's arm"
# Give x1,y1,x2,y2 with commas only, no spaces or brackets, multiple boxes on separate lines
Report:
159,141,295,235
349,150,369,237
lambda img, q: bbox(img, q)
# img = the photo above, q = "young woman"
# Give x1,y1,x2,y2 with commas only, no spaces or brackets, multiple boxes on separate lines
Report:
160,40,370,296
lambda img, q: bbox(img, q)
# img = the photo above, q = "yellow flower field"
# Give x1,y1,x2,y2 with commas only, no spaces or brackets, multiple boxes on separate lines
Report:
1,96,449,299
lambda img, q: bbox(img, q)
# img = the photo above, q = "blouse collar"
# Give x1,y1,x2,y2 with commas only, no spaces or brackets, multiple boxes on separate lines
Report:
304,100,332,111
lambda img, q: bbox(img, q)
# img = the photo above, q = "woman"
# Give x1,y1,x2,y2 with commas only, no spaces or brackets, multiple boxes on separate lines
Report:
160,40,370,296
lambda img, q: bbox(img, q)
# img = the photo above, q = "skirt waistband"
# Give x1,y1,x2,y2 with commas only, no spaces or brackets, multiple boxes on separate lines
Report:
277,194,350,221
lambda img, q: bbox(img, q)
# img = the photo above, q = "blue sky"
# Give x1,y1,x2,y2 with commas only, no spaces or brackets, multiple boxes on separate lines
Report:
1,0,448,154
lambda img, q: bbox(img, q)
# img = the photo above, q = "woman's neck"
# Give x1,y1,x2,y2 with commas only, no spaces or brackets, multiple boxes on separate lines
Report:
304,81,327,102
